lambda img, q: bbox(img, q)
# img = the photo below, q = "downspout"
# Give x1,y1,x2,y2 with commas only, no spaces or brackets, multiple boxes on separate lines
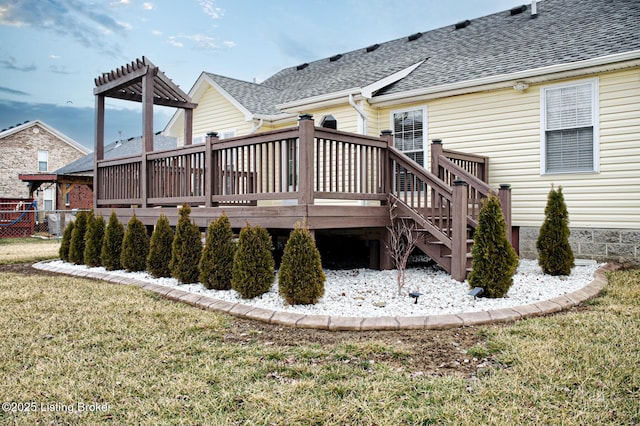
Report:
348,94,367,135
249,118,264,134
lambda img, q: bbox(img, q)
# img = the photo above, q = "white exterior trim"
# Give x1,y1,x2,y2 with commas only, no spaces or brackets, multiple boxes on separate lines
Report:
361,60,425,99
539,77,600,175
388,105,428,165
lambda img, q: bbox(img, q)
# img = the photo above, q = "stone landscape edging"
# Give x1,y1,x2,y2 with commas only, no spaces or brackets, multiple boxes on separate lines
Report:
32,261,618,331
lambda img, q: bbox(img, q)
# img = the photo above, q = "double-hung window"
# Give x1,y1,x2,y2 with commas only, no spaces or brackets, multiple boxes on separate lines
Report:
541,79,598,174
38,150,48,172
392,108,426,166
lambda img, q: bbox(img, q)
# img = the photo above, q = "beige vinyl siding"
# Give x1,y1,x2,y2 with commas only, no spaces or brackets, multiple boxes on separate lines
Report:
410,69,640,229
191,87,254,143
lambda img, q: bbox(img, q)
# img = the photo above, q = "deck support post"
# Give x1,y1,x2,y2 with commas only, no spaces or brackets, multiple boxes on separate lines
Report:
297,115,315,209
498,184,513,246
379,227,393,270
451,179,468,281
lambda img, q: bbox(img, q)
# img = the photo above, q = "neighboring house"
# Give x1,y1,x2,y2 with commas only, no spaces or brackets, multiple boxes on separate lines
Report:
0,120,90,212
162,0,640,264
31,132,177,210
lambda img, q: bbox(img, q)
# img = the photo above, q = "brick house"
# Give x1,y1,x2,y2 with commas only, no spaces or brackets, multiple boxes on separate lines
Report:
0,120,90,211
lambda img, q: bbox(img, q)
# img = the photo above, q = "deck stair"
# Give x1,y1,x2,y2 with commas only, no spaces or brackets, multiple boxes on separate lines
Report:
387,142,510,281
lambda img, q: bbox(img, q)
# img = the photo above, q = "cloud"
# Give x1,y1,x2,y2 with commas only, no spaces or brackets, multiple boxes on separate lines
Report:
0,0,130,57
0,86,29,96
49,54,61,59
0,56,36,71
197,0,223,19
49,65,73,75
166,33,235,50
167,36,183,48
151,30,162,36
143,2,153,10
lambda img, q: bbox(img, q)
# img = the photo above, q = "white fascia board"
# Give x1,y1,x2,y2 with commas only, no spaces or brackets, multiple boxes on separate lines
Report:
163,72,254,136
361,60,426,99
371,50,640,107
253,112,298,125
276,87,362,113
203,74,254,122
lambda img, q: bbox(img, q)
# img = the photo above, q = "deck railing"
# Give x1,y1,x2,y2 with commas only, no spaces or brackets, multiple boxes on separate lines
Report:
95,116,512,281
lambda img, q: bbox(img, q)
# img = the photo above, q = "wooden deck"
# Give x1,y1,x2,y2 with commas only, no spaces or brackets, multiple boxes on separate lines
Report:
95,116,510,280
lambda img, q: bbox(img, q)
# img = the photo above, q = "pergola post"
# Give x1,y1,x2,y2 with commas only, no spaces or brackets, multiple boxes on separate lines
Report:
94,94,105,210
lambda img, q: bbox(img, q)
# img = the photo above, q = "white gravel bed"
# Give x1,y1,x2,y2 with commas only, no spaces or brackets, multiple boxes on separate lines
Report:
44,259,602,317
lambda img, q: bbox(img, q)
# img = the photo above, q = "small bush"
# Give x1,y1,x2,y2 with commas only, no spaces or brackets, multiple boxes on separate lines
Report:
84,213,105,267
199,214,236,290
59,221,74,262
537,185,575,275
147,214,174,278
278,224,325,305
232,223,274,299
68,210,88,264
170,205,202,284
101,211,124,271
468,194,519,298
121,213,150,272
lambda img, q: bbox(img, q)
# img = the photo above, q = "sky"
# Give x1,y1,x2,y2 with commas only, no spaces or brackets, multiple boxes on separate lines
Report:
0,0,524,150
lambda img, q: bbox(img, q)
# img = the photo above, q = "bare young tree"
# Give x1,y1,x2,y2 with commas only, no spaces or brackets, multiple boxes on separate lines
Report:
386,202,421,295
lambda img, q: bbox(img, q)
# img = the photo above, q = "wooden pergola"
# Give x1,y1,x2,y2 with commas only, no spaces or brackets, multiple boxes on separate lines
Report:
93,56,196,208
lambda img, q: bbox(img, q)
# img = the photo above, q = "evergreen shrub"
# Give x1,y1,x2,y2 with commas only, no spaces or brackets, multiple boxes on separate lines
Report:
101,211,124,271
278,224,325,305
468,194,519,298
537,185,575,275
147,214,174,278
84,212,105,267
170,205,202,284
68,210,88,264
59,221,74,262
121,213,150,272
232,223,274,299
199,213,236,290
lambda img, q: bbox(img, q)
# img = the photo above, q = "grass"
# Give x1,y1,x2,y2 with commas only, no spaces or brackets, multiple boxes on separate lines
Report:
0,237,60,265
0,258,639,424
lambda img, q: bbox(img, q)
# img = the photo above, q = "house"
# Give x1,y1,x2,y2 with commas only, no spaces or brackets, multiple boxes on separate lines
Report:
158,0,640,266
51,132,177,209
0,120,90,212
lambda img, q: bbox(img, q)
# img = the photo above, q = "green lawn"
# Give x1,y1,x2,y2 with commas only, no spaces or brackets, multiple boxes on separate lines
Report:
0,256,638,424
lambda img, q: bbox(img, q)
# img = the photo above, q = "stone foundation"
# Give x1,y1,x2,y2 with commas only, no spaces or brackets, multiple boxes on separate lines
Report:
519,227,640,266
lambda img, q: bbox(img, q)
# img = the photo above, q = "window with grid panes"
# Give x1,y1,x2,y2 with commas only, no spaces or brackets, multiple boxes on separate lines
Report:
542,80,598,174
392,108,426,192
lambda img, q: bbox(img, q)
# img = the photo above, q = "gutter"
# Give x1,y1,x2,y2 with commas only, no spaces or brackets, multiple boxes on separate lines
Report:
249,118,264,134
370,50,640,107
348,94,367,134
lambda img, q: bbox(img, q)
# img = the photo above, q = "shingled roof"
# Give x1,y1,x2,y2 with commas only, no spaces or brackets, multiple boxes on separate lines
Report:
55,133,177,176
193,0,640,117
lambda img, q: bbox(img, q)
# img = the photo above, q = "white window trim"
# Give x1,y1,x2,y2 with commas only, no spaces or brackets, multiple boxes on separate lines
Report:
389,106,428,165
219,129,237,140
38,150,49,172
539,78,599,175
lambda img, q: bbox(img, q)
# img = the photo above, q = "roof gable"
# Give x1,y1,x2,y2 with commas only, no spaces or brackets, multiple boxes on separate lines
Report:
0,120,90,154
